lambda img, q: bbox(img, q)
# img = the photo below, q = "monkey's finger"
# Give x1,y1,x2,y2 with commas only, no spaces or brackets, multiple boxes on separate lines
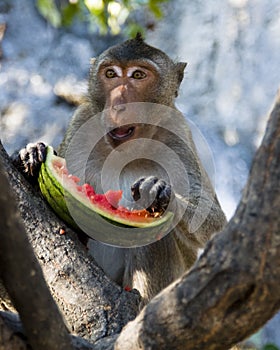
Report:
36,142,48,163
138,176,158,197
148,180,171,213
131,177,146,201
25,143,47,176
133,176,159,210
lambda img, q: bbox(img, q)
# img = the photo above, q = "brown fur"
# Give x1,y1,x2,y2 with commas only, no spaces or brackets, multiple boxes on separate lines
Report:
58,35,227,305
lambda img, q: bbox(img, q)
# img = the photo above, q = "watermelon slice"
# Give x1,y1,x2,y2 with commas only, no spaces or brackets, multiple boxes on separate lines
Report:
38,146,173,247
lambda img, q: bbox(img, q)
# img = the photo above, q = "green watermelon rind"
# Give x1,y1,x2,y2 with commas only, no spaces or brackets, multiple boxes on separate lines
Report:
38,146,174,230
39,163,78,229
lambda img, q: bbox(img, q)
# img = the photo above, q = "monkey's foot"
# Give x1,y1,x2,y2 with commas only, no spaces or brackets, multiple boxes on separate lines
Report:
131,176,172,213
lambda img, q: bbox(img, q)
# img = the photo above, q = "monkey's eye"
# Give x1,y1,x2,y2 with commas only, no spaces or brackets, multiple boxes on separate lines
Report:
132,70,146,79
105,69,117,78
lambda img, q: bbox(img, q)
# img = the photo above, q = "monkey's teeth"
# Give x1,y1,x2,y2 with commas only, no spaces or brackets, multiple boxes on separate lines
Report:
109,126,135,140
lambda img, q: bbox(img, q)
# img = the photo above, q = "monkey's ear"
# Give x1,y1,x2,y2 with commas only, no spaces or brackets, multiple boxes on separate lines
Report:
176,62,188,85
90,57,96,65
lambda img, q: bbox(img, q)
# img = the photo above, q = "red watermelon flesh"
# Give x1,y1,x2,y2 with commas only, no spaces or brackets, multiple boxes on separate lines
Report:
53,160,160,224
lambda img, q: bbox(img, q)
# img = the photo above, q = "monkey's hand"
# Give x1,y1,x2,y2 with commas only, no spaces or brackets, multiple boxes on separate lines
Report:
131,176,172,214
11,142,48,183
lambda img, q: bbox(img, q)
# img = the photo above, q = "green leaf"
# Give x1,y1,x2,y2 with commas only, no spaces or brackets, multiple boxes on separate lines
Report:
262,344,280,350
148,3,162,18
125,22,145,38
148,0,167,19
36,0,171,36
36,0,61,27
61,3,80,27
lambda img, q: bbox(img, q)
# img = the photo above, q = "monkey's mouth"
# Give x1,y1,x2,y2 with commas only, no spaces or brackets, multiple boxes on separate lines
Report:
108,126,135,141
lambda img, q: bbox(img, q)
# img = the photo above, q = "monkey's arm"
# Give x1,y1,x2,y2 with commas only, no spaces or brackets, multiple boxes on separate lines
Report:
124,191,226,305
174,190,227,248
168,126,227,246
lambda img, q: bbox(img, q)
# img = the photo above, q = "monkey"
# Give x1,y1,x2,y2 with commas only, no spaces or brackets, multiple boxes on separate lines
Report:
13,33,227,306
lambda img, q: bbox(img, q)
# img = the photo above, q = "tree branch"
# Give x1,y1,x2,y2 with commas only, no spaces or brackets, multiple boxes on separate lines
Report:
0,142,140,342
0,310,115,350
115,90,280,350
0,153,74,350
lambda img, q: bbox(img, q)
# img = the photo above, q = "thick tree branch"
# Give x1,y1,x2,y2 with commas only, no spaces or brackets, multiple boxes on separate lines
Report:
115,90,280,350
0,142,140,342
0,155,74,350
0,311,115,350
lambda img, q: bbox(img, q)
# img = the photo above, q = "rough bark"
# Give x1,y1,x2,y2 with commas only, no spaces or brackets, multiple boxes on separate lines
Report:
0,90,279,349
114,90,280,349
0,141,140,342
0,154,74,349
0,311,113,350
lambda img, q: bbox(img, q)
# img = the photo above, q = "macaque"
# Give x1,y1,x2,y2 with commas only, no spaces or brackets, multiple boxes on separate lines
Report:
14,34,227,305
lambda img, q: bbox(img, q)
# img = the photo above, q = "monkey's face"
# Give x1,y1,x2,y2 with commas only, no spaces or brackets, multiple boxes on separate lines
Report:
97,61,162,147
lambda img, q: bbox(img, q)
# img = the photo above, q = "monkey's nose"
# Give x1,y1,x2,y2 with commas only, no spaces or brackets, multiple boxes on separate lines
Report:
113,104,126,112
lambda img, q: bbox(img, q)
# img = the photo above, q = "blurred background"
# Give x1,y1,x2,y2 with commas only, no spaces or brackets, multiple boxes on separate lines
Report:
0,0,279,348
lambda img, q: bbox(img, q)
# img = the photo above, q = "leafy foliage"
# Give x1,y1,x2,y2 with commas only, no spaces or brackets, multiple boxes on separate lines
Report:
262,344,280,350
36,0,168,36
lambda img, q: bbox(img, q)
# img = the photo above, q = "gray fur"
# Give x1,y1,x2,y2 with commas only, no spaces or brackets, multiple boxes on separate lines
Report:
58,36,227,306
